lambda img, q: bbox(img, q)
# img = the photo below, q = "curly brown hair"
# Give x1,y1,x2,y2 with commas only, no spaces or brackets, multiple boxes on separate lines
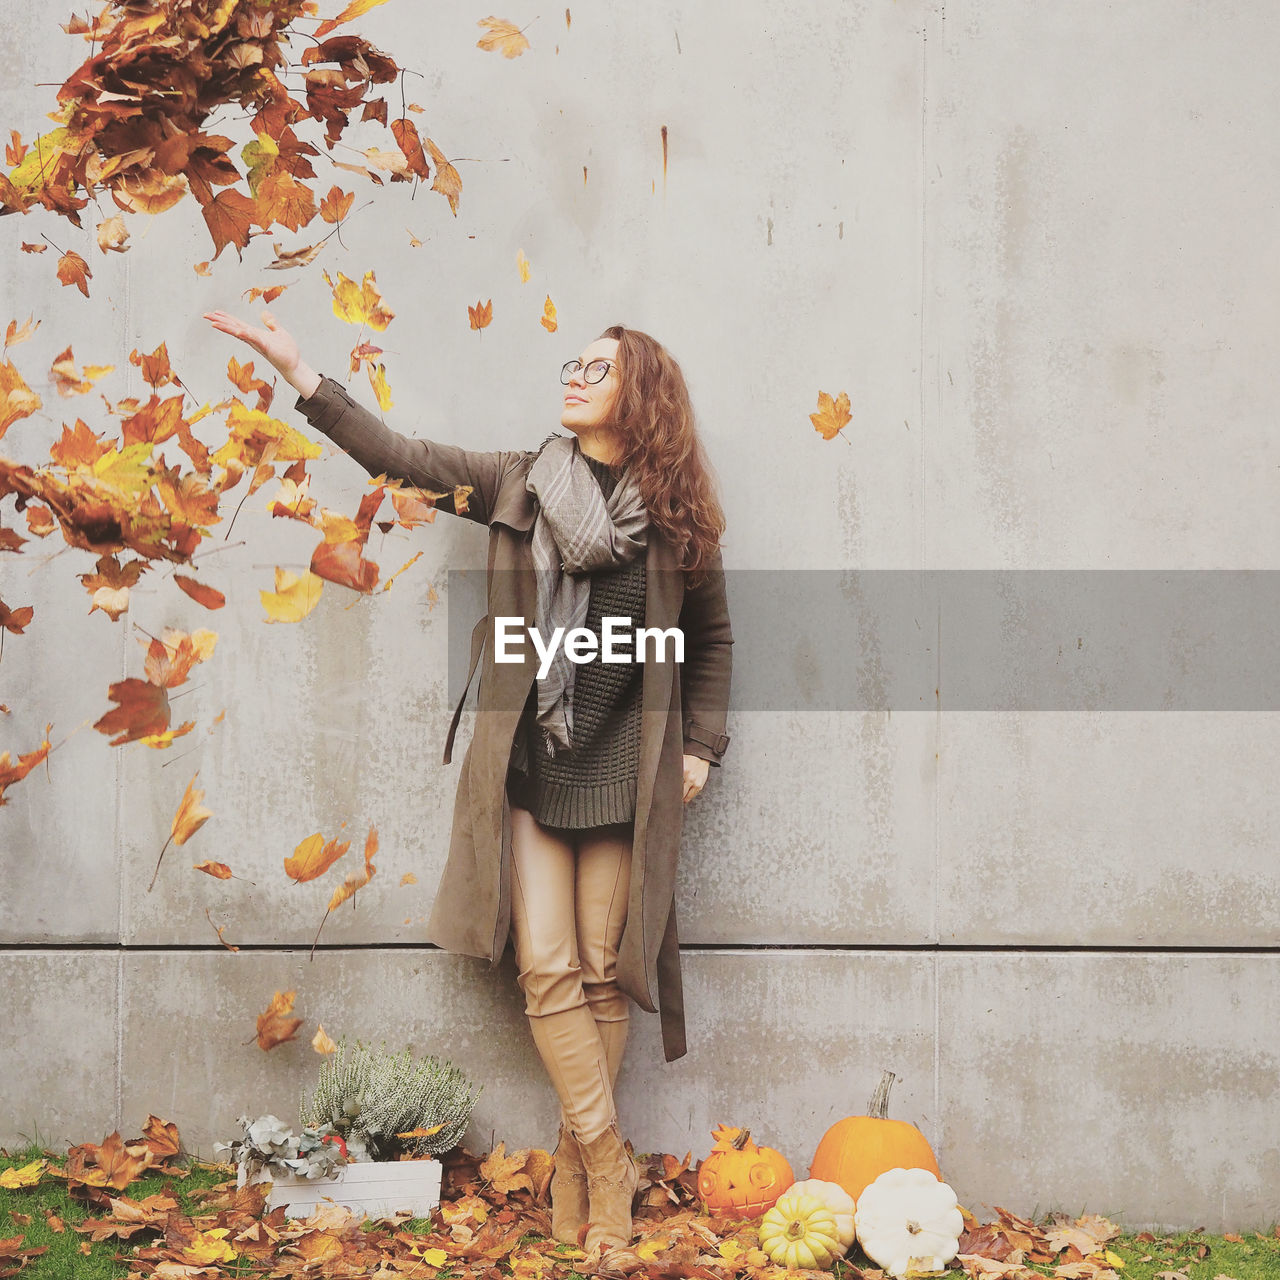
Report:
597,325,726,585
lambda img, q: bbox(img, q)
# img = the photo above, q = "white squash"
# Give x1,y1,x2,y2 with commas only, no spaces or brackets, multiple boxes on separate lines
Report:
852,1167,964,1279
786,1178,856,1251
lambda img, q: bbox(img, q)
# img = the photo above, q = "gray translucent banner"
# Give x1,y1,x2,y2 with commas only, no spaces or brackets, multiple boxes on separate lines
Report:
446,570,1280,711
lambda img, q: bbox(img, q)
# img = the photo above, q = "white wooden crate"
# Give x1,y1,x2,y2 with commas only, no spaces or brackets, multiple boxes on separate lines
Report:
237,1157,442,1221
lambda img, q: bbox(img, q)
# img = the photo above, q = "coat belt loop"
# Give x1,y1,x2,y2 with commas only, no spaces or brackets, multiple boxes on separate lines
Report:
443,613,489,765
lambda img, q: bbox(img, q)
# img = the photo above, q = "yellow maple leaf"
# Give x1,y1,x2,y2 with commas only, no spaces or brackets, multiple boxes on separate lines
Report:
260,568,324,623
322,268,395,330
0,1160,44,1189
476,16,531,57
539,296,558,333
367,361,393,411
412,1246,449,1266
516,248,531,282
809,389,852,441
184,1227,236,1265
637,1237,669,1262
312,1024,337,1054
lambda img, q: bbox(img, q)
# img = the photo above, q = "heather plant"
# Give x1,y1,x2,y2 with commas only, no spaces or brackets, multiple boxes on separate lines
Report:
299,1037,480,1161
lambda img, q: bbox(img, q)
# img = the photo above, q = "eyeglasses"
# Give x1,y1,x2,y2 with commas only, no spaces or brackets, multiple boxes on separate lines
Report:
560,359,616,385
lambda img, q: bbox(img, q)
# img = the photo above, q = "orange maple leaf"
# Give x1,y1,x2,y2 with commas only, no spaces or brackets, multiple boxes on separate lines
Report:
0,724,52,807
468,299,493,331
476,16,531,58
311,827,378,956
255,989,303,1051
312,1024,337,1054
173,576,226,610
193,860,233,880
0,359,42,440
142,628,217,689
809,390,852,442
93,679,180,746
66,1133,152,1192
314,0,392,38
319,186,353,224
128,342,175,389
390,118,431,182
480,1142,535,1195
141,1116,181,1161
56,249,92,298
539,296,558,333
284,831,350,883
150,773,212,892
202,188,257,261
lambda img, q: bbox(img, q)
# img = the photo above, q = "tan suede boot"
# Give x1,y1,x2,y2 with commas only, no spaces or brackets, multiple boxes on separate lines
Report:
578,1121,639,1252
550,1119,589,1244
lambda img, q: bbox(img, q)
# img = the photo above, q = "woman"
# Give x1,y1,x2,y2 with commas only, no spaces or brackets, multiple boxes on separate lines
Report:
202,308,733,1252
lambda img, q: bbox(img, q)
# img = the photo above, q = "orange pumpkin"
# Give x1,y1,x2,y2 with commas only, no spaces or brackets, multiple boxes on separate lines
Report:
809,1070,941,1204
696,1124,794,1219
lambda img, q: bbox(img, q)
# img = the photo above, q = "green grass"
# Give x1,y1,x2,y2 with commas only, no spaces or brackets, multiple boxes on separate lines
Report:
0,1144,229,1279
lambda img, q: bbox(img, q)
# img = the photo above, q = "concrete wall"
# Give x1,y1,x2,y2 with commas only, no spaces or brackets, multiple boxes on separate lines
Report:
2,0,1278,1232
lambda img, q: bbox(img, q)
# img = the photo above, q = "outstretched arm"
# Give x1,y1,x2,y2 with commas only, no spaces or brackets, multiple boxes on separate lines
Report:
201,309,519,522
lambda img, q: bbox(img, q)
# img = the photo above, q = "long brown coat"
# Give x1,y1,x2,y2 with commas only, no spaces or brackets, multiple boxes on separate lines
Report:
296,378,733,1061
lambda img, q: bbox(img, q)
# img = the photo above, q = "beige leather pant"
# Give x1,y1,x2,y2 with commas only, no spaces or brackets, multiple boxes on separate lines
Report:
508,803,632,1145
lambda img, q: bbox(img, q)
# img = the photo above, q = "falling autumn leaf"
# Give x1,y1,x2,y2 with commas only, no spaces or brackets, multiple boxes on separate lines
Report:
56,249,92,297
0,360,42,439
400,871,418,885
262,569,324,625
476,16,532,58
284,831,350,883
3,316,39,351
468,299,493,331
312,1024,337,1054
516,248,531,282
0,599,33,635
193,860,233,880
50,346,115,397
19,243,45,254
150,772,212,891
94,679,185,747
312,826,378,955
539,296,558,333
243,283,288,304
193,261,212,276
205,908,238,952
255,989,303,1051
406,228,422,247
314,0,392,38
390,117,431,182
174,575,226,610
423,137,462,215
96,215,130,253
810,389,853,441
322,268,395,329
0,724,51,807
319,185,353,223
366,361,393,410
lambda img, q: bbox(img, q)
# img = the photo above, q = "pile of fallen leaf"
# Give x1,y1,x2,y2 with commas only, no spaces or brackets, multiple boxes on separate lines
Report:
0,1115,1197,1280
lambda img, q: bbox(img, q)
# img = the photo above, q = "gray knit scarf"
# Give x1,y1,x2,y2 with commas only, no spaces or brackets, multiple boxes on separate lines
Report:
525,434,648,756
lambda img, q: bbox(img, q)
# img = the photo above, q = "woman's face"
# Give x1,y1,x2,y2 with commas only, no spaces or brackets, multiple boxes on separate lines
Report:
560,337,621,433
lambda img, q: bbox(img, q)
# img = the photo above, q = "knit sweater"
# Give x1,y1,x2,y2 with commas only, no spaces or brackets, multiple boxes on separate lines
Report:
506,450,646,828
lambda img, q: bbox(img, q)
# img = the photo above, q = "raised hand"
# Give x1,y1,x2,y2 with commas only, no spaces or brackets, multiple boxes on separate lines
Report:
201,308,320,398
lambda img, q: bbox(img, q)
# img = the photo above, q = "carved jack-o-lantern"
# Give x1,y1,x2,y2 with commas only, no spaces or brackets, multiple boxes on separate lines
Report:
696,1124,794,1219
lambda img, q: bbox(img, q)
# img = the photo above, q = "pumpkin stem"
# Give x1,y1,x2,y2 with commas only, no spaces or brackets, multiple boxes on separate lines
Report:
730,1128,751,1150
867,1069,896,1119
